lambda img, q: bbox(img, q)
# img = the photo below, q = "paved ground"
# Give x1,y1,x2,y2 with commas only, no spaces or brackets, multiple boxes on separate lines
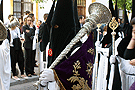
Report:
10,81,37,90
9,59,48,90
10,66,39,86
9,44,46,89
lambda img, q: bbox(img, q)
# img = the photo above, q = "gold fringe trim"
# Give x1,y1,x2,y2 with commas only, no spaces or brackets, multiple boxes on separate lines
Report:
53,69,66,90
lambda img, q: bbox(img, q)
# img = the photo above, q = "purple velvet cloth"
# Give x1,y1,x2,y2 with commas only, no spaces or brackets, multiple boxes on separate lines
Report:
54,32,94,90
129,82,135,90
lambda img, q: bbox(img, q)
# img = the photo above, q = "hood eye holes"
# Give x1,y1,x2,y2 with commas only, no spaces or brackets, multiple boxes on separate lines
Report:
54,25,59,28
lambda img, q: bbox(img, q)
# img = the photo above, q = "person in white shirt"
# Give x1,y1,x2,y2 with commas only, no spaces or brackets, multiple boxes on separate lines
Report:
4,14,13,27
9,17,28,80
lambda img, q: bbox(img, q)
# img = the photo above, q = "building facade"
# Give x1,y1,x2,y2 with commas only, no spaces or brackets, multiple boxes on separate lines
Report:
2,0,110,24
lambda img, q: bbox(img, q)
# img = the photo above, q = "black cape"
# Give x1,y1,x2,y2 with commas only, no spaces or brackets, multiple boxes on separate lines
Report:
117,25,132,58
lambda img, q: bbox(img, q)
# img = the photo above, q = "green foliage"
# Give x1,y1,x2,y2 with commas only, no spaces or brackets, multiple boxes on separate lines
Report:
33,0,57,3
32,0,47,3
112,0,132,10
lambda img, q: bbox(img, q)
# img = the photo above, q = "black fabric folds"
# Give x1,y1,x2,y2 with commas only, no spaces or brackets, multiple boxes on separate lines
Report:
48,0,76,67
39,0,55,52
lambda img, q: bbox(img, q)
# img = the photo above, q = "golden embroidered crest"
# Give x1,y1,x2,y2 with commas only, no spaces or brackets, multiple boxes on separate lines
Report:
87,48,94,55
67,60,91,90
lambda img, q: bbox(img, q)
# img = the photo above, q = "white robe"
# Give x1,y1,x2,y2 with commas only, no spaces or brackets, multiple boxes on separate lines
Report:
96,48,109,90
93,32,123,90
117,56,135,90
0,39,11,90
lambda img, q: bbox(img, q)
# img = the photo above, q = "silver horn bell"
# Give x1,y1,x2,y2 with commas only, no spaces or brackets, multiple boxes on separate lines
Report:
86,2,112,29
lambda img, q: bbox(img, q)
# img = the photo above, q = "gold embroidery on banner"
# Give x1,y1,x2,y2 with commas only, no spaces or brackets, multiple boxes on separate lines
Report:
87,48,94,55
67,60,91,90
86,62,93,78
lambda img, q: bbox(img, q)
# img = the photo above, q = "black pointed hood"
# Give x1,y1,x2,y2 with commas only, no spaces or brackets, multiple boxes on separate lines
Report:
0,0,3,22
131,0,135,19
39,0,55,52
114,0,118,21
123,3,129,25
51,0,75,28
109,0,115,17
123,1,131,36
46,0,55,27
48,0,76,67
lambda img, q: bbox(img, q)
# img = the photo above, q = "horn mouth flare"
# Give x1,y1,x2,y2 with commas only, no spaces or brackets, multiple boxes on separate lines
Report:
88,2,112,24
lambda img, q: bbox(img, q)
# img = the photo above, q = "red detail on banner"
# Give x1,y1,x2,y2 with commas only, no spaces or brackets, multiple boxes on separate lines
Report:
48,49,53,56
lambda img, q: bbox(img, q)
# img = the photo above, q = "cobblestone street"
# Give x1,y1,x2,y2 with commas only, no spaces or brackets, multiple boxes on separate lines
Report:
10,81,37,90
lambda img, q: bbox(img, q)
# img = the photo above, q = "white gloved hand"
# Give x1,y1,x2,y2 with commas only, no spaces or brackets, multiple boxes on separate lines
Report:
110,55,116,65
40,80,47,87
39,69,55,82
95,41,101,53
95,41,100,47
